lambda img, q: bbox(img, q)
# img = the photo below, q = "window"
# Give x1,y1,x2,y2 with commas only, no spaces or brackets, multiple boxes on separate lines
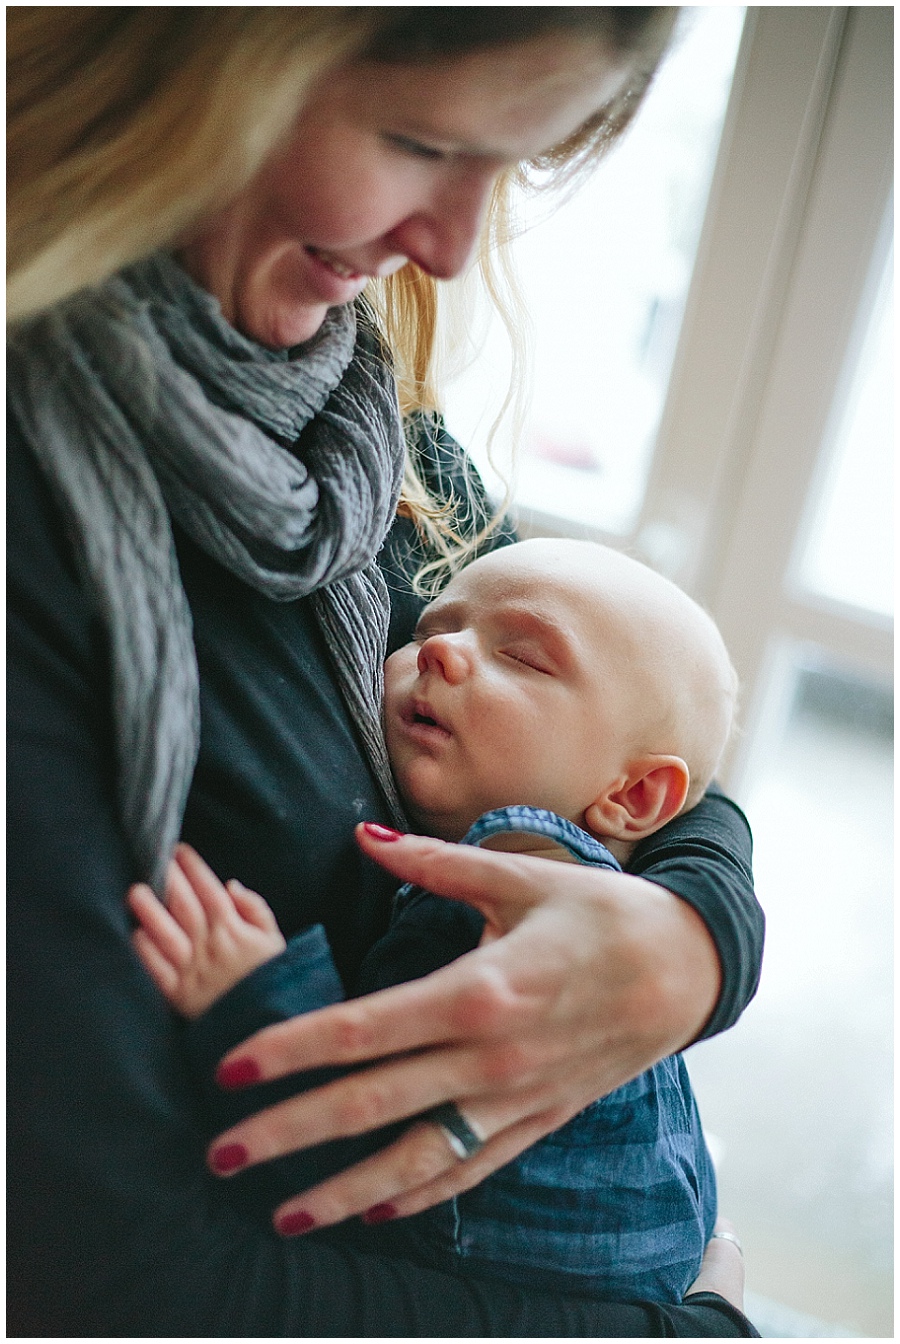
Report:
796,256,893,618
443,8,746,536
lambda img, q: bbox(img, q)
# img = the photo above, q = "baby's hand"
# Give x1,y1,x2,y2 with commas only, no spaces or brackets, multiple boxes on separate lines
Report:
128,843,286,1019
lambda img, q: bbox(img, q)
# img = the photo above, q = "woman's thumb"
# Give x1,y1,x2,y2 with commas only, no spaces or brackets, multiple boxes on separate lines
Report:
355,822,544,930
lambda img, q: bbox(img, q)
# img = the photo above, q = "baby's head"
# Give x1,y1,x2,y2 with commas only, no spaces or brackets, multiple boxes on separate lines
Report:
384,538,737,851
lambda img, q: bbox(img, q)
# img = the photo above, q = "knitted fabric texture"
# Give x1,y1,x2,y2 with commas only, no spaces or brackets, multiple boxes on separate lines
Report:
8,252,407,889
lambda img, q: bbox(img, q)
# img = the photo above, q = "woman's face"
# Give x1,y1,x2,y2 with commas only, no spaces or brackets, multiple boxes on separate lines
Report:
179,34,631,348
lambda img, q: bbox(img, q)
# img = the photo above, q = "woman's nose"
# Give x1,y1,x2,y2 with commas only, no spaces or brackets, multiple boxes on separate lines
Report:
417,632,471,683
387,173,495,280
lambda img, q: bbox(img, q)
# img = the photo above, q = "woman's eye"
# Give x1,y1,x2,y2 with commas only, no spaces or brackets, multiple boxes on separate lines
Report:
386,133,445,161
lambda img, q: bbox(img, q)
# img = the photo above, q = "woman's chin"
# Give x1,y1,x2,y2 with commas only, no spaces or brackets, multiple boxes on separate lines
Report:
238,298,332,350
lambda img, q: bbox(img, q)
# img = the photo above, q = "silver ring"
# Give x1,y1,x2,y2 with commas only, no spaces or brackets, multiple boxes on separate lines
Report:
710,1230,743,1256
427,1102,486,1160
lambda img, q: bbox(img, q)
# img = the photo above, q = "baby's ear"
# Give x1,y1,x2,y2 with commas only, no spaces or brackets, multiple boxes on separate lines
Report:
584,756,690,841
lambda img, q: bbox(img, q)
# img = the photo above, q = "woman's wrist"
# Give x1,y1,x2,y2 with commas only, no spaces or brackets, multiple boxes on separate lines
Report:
597,871,722,1053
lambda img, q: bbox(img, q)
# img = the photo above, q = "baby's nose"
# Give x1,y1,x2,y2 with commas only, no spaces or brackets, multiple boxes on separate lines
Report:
417,632,470,684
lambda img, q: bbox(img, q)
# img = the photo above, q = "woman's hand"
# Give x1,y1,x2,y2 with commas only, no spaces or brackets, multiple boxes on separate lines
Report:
685,1218,745,1312
207,824,721,1235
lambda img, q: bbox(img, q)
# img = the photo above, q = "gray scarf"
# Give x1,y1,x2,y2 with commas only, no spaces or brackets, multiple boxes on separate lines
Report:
8,252,407,892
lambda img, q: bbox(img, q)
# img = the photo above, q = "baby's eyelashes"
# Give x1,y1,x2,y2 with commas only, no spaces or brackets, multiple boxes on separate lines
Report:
500,646,554,675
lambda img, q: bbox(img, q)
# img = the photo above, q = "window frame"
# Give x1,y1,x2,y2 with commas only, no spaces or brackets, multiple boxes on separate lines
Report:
517,6,893,792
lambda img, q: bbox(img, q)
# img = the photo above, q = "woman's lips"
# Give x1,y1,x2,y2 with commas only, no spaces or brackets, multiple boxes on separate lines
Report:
306,247,409,282
303,246,369,302
306,246,363,280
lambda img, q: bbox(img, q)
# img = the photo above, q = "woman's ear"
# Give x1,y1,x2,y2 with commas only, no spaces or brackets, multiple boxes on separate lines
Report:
584,756,691,841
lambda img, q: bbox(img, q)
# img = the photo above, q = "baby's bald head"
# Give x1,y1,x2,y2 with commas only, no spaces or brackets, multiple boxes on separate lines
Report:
385,536,737,846
473,538,737,812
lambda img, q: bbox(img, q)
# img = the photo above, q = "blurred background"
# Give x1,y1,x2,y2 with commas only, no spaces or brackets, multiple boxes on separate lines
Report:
443,8,892,1336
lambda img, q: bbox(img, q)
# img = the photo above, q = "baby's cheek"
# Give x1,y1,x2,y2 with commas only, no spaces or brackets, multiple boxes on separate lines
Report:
384,645,417,695
383,648,403,688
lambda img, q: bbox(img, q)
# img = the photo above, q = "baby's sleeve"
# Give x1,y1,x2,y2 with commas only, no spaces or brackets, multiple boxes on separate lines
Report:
182,925,403,1224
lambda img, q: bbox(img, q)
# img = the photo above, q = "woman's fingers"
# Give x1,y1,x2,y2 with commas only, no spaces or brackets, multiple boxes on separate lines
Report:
210,1038,505,1169
214,945,528,1084
213,836,612,1087
685,1216,745,1311
355,824,549,933
273,1117,488,1234
273,1103,569,1234
368,1105,571,1221
207,1008,596,1182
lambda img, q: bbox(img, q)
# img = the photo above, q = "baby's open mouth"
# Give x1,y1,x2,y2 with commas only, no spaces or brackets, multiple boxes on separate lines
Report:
404,700,451,737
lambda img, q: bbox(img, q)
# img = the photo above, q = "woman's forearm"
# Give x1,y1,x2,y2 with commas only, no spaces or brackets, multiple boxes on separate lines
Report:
630,785,763,1038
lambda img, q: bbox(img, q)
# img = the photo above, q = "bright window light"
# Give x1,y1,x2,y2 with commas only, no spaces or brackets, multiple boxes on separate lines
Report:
796,255,893,618
443,7,746,534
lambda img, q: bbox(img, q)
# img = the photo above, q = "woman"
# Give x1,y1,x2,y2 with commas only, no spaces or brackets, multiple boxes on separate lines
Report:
8,8,761,1335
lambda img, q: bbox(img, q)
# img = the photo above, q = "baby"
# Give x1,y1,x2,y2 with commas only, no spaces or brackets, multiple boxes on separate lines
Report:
130,537,737,1303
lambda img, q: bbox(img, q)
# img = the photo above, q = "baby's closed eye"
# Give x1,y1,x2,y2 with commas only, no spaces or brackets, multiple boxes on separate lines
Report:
500,645,555,674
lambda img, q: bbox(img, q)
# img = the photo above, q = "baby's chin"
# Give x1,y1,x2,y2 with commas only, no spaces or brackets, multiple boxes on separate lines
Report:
398,794,472,845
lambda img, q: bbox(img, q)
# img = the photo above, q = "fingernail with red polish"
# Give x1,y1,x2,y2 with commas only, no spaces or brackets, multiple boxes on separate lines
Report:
209,1142,249,1174
216,1056,261,1090
362,1202,398,1225
362,823,404,842
277,1210,317,1236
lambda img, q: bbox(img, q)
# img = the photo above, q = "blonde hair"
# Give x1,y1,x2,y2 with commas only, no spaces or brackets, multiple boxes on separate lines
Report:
8,6,677,575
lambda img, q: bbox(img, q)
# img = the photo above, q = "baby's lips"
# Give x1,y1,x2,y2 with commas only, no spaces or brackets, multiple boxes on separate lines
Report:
411,696,444,728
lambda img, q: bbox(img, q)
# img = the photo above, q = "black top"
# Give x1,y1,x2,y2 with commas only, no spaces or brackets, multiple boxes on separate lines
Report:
7,409,762,1337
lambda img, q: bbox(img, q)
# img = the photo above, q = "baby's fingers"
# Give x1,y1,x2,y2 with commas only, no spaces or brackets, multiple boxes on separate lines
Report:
164,857,210,942
128,883,193,968
132,926,182,1000
227,879,282,935
173,844,236,926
